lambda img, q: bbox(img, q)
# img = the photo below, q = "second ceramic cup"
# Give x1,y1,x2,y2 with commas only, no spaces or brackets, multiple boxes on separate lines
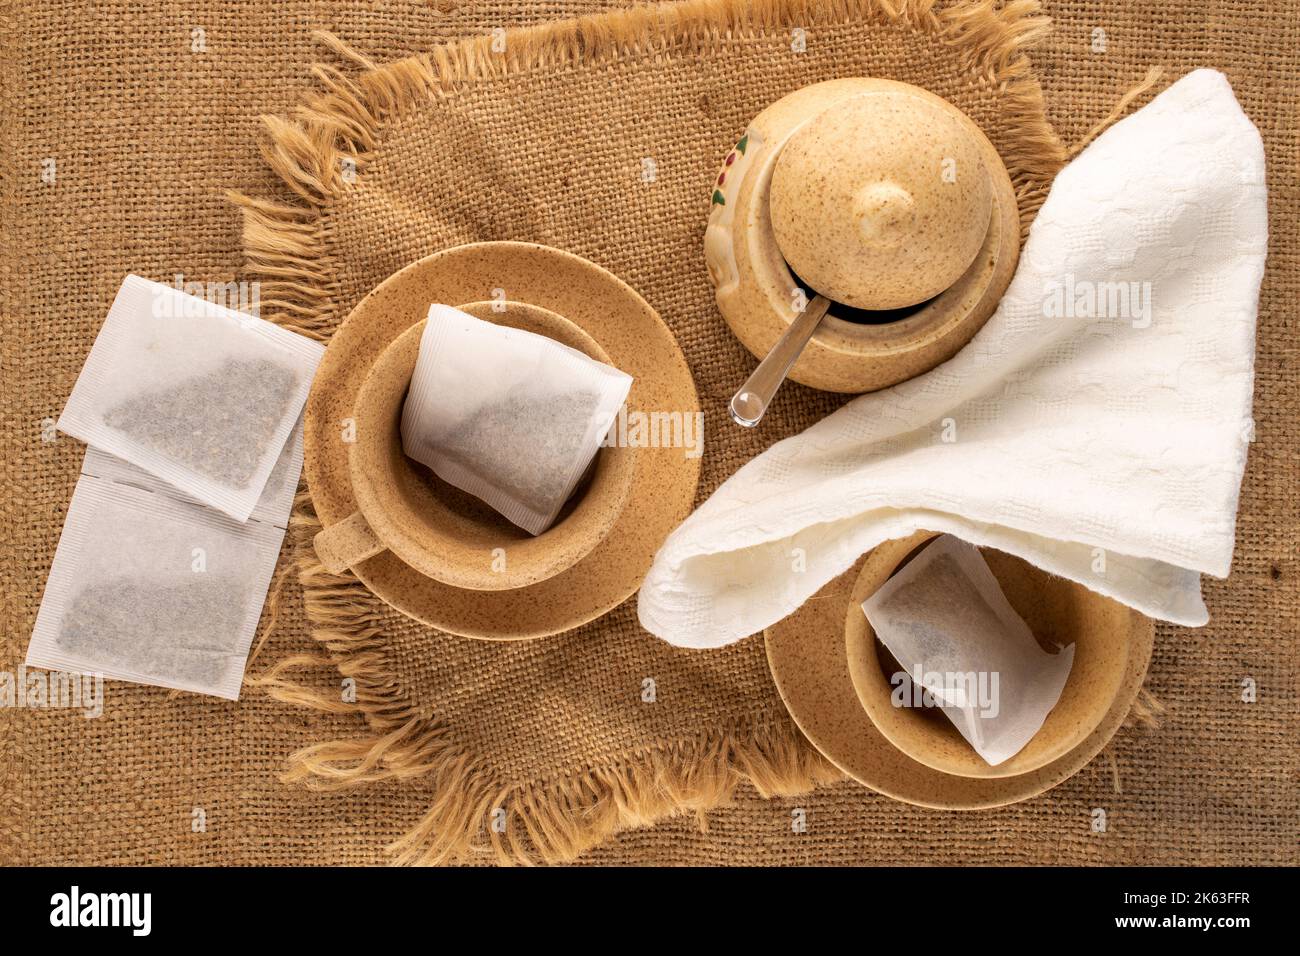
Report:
313,301,637,590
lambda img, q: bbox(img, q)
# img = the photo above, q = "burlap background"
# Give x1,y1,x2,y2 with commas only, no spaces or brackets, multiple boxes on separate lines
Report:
2,0,1295,865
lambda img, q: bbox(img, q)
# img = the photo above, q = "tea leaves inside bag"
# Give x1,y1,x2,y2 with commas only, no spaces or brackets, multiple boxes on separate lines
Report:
57,578,248,687
439,384,601,509
103,357,296,489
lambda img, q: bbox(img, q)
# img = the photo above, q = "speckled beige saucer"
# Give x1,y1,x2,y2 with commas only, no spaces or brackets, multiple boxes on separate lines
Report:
305,242,701,640
312,301,637,592
705,78,1020,394
845,532,1135,779
765,547,1154,809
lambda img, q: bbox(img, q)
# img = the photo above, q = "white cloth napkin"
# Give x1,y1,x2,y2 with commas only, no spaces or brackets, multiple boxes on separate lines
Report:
639,69,1267,649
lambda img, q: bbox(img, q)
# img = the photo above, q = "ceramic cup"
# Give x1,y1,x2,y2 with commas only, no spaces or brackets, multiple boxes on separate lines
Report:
844,531,1133,779
312,300,637,591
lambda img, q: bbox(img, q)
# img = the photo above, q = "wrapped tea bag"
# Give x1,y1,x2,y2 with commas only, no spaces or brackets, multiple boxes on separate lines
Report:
27,474,284,700
57,275,324,521
862,535,1075,766
401,304,633,535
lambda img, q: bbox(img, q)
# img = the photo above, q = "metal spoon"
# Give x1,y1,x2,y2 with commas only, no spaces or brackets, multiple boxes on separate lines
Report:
729,294,831,427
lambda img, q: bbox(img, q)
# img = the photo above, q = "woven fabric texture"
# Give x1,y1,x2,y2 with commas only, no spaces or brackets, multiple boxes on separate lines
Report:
1,0,1295,865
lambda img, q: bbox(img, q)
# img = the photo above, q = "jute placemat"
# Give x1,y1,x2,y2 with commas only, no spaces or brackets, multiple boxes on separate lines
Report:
3,0,1295,866
229,0,1171,866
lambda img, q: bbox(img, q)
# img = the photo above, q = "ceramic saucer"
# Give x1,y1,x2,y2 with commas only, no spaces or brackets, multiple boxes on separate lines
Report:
305,241,701,640
765,552,1155,808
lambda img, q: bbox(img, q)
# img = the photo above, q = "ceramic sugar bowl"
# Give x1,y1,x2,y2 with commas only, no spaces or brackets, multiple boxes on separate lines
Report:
705,78,1020,394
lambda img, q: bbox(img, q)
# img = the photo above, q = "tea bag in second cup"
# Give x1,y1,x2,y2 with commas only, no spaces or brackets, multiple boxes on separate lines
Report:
862,534,1076,766
401,304,633,535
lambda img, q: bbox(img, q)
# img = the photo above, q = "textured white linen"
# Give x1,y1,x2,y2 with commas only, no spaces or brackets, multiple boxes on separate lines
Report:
639,70,1267,649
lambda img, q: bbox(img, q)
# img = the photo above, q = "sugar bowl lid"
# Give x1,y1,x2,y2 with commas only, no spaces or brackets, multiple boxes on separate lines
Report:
769,87,994,311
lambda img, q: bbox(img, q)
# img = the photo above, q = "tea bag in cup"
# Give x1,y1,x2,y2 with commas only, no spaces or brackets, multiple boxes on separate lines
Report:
401,304,633,535
861,534,1076,766
26,474,284,699
57,275,324,522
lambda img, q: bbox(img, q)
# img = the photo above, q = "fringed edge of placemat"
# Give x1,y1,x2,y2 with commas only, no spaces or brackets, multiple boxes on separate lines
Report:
243,494,845,865
232,0,1167,866
239,0,1069,261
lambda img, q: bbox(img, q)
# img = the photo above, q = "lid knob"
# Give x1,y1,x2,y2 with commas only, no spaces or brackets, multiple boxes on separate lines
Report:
852,181,917,249
769,87,993,310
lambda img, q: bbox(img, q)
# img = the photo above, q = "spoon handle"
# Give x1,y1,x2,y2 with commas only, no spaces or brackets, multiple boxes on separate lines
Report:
729,294,831,427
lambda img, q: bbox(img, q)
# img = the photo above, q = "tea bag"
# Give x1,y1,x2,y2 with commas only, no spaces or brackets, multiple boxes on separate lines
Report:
57,275,324,521
81,413,305,529
26,474,284,700
401,304,633,535
862,534,1076,766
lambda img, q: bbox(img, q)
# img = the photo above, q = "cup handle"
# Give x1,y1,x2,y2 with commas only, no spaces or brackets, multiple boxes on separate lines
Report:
313,511,386,574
